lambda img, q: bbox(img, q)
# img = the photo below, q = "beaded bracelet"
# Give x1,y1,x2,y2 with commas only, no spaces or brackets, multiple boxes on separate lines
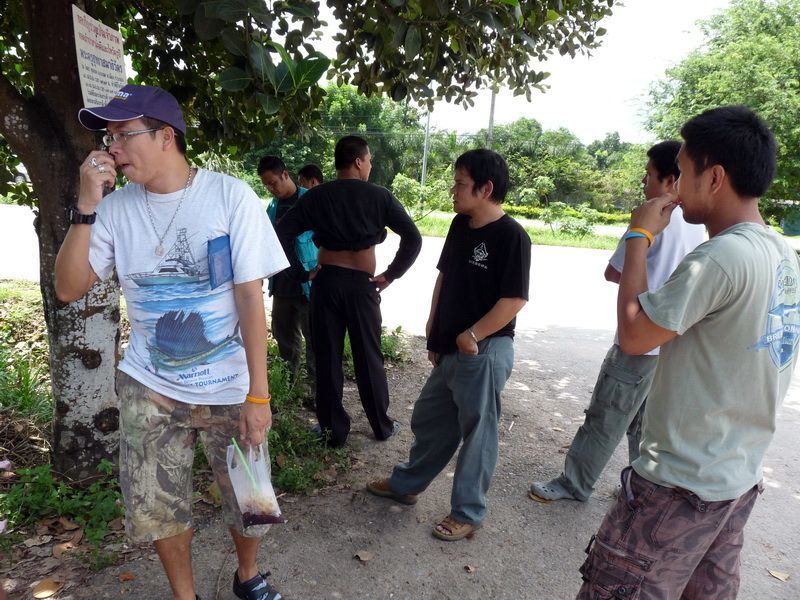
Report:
245,394,272,404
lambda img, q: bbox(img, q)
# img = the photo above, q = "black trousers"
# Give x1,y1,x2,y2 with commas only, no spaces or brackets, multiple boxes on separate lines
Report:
271,294,315,385
310,265,393,446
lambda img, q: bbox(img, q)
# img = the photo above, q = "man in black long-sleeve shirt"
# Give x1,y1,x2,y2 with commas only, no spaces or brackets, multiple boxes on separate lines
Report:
277,136,422,447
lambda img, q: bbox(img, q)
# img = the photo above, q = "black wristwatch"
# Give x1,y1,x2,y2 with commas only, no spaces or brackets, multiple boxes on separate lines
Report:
68,205,96,225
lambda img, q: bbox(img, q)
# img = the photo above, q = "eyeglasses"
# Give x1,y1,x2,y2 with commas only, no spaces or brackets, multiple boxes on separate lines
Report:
102,128,161,147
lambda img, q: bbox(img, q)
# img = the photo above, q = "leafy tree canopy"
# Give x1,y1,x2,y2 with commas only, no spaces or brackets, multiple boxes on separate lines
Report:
646,0,800,199
1,0,616,198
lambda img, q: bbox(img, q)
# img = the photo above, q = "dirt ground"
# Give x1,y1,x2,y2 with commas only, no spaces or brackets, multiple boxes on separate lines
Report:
6,328,797,600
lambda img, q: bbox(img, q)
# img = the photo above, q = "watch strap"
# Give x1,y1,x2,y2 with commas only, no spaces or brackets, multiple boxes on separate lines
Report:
68,205,96,225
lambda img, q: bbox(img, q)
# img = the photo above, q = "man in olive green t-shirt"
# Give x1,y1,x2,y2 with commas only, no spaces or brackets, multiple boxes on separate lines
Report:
577,106,800,599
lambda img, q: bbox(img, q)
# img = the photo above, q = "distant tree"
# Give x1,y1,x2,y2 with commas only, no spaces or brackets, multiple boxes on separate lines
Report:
647,0,800,201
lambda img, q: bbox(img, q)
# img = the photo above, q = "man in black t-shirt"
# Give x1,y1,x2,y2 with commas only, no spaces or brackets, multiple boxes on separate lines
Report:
276,136,422,447
367,149,531,541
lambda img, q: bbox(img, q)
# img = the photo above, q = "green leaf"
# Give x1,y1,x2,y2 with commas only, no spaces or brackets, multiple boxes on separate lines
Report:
404,25,421,59
274,63,295,92
174,0,201,15
220,28,247,56
218,66,252,91
284,0,316,19
257,92,280,115
193,8,226,41
545,9,560,23
267,41,298,88
249,41,276,86
295,53,331,88
203,0,249,23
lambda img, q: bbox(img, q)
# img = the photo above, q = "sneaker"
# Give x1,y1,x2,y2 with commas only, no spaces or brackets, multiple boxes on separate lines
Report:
376,420,401,441
233,570,283,600
366,478,419,505
529,478,576,501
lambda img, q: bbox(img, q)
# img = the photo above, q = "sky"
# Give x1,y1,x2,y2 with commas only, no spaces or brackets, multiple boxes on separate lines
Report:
424,0,733,144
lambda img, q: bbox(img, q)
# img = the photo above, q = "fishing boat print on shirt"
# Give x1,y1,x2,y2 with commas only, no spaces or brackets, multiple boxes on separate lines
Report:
123,228,241,386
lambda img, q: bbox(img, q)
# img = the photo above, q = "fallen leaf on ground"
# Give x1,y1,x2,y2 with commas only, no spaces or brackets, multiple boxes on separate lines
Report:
108,517,124,531
24,535,53,547
552,427,564,432
768,569,790,582
119,572,136,582
276,454,286,467
353,550,374,562
53,542,75,558
464,565,477,573
58,517,80,531
71,529,84,545
29,546,53,558
201,481,223,507
32,577,63,598
318,468,337,481
388,505,402,514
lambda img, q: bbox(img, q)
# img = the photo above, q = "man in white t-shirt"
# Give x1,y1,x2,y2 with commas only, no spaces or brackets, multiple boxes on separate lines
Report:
577,106,800,598
530,141,705,502
55,85,288,600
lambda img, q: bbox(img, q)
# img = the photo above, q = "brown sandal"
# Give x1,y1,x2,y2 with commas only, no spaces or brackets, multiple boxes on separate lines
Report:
432,515,476,541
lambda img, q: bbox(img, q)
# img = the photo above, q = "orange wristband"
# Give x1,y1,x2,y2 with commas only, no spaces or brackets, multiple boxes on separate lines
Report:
245,394,271,404
628,227,654,246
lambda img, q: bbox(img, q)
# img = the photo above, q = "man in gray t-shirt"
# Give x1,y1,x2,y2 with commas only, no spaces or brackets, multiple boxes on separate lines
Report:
577,106,800,599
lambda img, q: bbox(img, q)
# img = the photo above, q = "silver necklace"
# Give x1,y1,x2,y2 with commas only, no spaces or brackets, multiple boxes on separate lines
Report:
144,167,194,256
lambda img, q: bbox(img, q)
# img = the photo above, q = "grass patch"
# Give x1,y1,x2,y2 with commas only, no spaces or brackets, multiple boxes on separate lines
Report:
0,459,124,547
0,280,51,425
415,214,619,250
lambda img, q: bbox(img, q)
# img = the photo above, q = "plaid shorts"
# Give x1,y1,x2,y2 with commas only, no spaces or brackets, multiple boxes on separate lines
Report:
116,371,267,542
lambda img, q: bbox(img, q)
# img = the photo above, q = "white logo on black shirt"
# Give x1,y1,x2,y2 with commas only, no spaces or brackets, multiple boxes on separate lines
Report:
470,242,489,269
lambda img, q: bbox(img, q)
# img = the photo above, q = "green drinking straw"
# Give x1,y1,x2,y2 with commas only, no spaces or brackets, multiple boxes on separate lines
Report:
231,437,258,490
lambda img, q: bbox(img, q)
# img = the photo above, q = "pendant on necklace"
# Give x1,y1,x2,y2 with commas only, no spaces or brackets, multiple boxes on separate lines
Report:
155,244,165,256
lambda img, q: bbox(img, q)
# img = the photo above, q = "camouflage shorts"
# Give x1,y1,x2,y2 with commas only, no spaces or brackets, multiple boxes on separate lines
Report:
116,371,265,543
577,467,761,600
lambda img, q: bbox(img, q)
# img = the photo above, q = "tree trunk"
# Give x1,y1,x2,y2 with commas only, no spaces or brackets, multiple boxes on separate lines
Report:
0,0,122,478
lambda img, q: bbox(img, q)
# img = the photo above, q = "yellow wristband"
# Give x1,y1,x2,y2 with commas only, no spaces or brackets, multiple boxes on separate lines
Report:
628,227,654,246
245,394,271,405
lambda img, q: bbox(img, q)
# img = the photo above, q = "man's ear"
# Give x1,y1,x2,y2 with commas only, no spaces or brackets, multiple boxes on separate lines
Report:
481,180,494,200
160,126,175,150
709,164,726,195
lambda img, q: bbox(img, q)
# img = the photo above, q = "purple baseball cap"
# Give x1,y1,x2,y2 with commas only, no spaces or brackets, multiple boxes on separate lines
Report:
78,84,186,134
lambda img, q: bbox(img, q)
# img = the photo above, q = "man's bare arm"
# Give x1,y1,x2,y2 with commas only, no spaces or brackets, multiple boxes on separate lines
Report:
604,264,621,283
617,195,678,354
234,279,272,446
456,297,527,355
55,150,116,301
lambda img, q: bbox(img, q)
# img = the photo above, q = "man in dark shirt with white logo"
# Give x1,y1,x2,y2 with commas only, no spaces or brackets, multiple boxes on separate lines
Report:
367,149,531,541
277,136,422,447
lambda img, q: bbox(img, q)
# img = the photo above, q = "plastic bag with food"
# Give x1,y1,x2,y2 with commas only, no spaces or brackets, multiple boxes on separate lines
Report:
226,438,285,535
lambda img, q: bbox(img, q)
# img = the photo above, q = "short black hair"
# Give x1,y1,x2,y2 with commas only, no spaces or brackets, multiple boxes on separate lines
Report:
257,155,287,176
454,149,509,203
680,105,776,198
334,136,369,170
646,141,681,181
141,116,186,155
298,164,323,183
